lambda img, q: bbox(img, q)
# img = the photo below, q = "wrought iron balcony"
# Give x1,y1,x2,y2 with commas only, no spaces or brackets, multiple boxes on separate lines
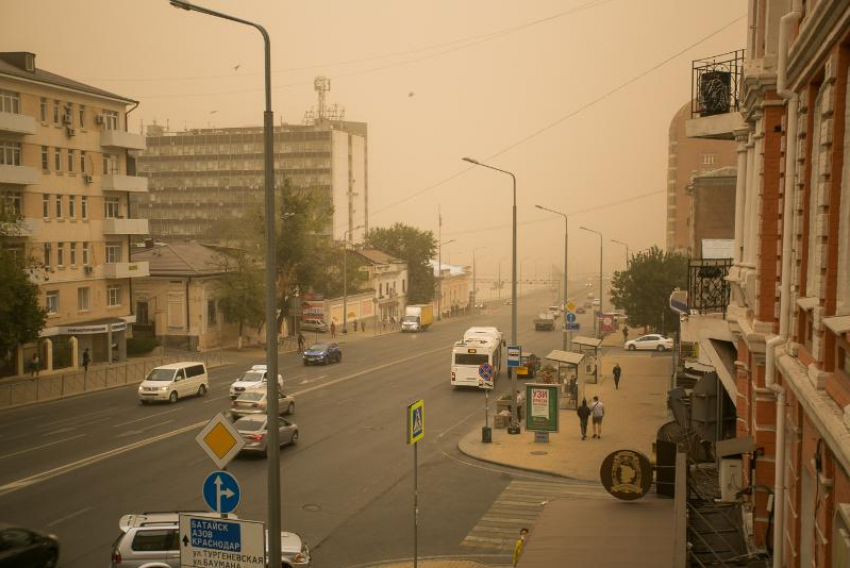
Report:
687,259,732,315
691,50,745,119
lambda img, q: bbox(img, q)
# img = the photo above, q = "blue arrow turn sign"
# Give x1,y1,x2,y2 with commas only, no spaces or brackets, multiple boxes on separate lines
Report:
202,470,241,514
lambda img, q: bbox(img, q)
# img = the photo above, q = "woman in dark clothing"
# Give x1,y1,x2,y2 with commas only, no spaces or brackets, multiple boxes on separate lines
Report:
577,398,591,440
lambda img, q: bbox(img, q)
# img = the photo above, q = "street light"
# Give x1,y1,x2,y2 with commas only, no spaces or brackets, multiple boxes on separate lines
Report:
580,226,603,338
535,204,569,350
611,239,629,267
520,258,532,298
472,247,486,311
437,239,455,320
462,156,519,434
342,225,364,334
169,1,282,563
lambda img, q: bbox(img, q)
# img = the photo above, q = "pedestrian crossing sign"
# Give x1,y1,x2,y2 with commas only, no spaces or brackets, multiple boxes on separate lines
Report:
407,400,424,445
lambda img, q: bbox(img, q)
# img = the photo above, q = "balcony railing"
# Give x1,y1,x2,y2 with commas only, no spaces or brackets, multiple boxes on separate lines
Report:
687,259,732,315
691,50,745,119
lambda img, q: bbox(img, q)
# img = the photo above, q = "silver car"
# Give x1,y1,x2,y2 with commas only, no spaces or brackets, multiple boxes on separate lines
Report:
229,386,295,419
110,511,310,567
234,415,299,457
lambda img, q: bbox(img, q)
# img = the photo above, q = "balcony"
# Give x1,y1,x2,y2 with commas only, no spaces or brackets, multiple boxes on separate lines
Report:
0,111,37,135
101,129,146,151
686,50,747,140
0,164,39,185
688,259,732,315
103,261,150,279
102,173,148,193
102,218,149,235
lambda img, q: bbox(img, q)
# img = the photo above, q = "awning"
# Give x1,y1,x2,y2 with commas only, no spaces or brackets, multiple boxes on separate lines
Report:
572,336,602,349
544,350,585,366
824,315,850,335
702,338,738,401
796,296,819,310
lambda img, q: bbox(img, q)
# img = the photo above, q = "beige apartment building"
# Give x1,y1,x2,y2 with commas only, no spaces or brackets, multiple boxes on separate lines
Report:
0,52,148,377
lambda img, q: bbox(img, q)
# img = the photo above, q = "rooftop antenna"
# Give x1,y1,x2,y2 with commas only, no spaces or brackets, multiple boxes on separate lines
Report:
303,75,345,125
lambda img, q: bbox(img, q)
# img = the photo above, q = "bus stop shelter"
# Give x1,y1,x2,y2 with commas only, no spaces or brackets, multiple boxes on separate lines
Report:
572,335,602,384
544,350,584,409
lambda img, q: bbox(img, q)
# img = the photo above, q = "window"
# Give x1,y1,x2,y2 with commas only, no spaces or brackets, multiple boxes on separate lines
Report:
55,195,62,219
0,90,20,114
106,243,122,263
701,153,717,165
0,141,21,166
807,85,826,296
77,287,89,311
69,242,77,265
80,151,86,173
40,97,47,121
81,196,88,220
82,242,89,266
137,301,149,324
46,291,59,314
103,153,118,175
838,74,850,314
68,196,76,219
43,243,51,267
54,148,61,171
57,243,64,266
131,529,178,552
42,194,49,218
41,146,48,171
207,299,217,325
104,197,121,219
1,191,22,216
102,110,119,131
67,149,74,173
53,101,60,124
79,105,85,128
107,285,122,307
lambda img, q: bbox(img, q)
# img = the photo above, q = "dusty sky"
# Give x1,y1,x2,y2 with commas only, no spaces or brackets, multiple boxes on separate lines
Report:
4,0,746,284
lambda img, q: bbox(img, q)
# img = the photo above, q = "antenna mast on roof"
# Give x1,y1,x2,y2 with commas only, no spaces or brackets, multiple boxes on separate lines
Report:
303,76,345,125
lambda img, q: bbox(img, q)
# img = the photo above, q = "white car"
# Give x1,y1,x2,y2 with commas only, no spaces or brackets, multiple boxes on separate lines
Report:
230,365,284,400
625,334,673,352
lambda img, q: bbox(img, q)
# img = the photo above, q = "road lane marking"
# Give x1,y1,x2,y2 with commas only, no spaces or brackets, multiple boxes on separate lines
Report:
113,408,180,427
42,427,76,437
115,419,176,438
204,395,231,404
45,506,92,528
0,434,86,461
0,420,206,498
436,412,478,440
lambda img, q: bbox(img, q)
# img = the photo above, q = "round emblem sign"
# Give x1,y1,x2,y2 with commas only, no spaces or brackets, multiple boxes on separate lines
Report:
599,449,652,501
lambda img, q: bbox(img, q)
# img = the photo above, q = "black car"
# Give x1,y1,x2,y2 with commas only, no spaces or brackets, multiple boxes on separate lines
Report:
302,342,342,365
0,524,59,568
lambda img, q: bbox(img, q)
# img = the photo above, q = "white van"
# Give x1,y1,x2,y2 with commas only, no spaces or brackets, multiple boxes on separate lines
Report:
138,362,209,404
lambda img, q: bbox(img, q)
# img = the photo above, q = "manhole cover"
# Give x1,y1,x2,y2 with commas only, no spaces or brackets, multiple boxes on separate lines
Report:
302,504,321,512
530,451,548,456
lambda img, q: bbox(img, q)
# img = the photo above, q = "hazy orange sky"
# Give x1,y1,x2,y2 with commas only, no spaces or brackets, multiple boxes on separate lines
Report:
4,0,746,284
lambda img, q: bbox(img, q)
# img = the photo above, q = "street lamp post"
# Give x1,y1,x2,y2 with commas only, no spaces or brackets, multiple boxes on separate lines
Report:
463,157,519,434
580,226,604,337
168,1,282,564
535,205,569,351
342,225,364,334
611,239,629,267
472,247,486,312
437,239,455,321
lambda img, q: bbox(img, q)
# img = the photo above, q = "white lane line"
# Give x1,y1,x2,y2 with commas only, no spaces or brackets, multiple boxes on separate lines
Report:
0,434,86,461
204,395,231,404
0,420,207,498
436,412,478,440
45,506,92,528
42,427,76,437
113,408,180,428
115,419,176,439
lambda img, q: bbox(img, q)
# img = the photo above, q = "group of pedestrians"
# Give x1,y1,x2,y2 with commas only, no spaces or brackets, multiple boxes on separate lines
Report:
574,362,623,440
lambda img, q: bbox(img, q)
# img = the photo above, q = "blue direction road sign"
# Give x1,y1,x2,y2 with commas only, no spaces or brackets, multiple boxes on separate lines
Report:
507,346,522,368
566,312,577,323
565,322,581,331
202,470,241,514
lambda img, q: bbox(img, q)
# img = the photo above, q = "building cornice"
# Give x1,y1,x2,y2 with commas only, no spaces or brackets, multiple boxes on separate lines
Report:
787,0,850,90
0,72,136,106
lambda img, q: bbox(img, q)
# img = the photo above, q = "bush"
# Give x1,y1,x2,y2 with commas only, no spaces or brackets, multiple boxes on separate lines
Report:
127,337,160,357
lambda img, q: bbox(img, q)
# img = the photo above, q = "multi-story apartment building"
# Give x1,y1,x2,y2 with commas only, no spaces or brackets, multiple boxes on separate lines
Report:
135,120,368,244
666,100,737,254
0,52,148,376
684,1,850,564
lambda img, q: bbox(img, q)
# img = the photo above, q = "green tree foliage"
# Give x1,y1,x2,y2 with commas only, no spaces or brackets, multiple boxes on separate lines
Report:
215,252,265,339
366,223,436,304
609,246,688,335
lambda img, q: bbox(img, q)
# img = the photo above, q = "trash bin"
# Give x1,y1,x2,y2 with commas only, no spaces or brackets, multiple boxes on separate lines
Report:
482,426,492,443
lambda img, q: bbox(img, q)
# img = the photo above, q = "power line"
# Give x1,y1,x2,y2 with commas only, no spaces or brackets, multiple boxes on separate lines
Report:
370,13,746,218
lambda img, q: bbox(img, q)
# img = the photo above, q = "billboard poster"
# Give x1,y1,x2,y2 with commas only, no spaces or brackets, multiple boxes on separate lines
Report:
525,384,559,433
302,300,325,321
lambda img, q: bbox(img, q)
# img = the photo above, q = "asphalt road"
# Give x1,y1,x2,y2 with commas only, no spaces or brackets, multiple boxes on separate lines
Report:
0,286,600,567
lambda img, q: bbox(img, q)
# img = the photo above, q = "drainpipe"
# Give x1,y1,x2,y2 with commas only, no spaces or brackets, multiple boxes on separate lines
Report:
765,5,800,567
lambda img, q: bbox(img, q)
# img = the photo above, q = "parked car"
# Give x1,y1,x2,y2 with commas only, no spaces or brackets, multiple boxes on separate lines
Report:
233,415,299,457
110,512,310,568
302,342,341,365
625,334,674,351
137,362,208,404
300,319,327,333
516,352,541,378
230,365,284,400
576,306,587,314
0,524,59,568
230,386,295,418
547,306,561,317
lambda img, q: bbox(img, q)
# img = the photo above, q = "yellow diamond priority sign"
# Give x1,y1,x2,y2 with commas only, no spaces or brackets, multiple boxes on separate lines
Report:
195,412,245,469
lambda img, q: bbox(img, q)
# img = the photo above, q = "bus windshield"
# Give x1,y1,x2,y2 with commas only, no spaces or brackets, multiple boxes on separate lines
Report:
454,353,489,366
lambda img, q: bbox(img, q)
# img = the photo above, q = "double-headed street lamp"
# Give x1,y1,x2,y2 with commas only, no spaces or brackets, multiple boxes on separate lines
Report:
437,239,455,320
579,226,603,337
611,239,629,267
535,205,569,350
169,1,282,564
462,157,519,435
343,225,364,334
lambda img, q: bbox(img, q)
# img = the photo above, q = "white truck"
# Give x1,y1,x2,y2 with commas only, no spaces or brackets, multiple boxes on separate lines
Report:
401,304,434,332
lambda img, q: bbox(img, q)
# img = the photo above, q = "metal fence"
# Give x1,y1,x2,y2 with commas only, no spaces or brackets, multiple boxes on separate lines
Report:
0,349,228,410
688,258,733,315
691,49,745,119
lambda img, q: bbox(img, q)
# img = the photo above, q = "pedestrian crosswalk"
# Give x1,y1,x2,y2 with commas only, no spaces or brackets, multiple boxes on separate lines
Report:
460,479,608,552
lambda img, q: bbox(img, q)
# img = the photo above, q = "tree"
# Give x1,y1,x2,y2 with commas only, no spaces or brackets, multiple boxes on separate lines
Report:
366,224,436,304
214,251,265,346
609,246,688,335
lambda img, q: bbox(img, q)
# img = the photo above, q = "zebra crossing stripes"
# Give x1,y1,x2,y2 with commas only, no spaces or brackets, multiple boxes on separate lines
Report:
461,479,607,552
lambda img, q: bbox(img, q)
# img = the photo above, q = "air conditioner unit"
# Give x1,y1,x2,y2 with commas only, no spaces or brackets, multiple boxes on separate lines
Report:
95,115,105,125
66,127,76,137
84,265,93,274
718,458,743,502
82,174,93,184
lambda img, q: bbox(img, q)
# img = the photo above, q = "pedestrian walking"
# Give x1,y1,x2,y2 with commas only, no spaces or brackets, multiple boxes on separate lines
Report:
330,321,336,338
352,319,358,332
82,348,91,373
30,353,40,377
622,325,629,343
297,333,305,354
362,320,367,333
613,362,622,390
577,398,591,440
591,395,605,438
513,527,529,567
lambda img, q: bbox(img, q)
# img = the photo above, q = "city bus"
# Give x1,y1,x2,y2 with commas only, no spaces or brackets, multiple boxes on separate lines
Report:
451,327,504,388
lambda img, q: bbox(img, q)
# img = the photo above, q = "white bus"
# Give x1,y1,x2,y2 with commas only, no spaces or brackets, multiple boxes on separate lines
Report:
451,327,504,388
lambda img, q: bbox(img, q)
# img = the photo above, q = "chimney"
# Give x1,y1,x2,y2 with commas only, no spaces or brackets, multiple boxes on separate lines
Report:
0,52,36,73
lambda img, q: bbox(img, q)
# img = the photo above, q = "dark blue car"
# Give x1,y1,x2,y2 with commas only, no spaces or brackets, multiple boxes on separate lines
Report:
302,342,342,366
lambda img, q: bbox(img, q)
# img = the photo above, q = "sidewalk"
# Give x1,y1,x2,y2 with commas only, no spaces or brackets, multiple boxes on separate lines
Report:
459,342,671,481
